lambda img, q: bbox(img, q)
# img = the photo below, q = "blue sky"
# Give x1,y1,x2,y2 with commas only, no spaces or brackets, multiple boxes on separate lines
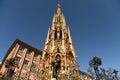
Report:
0,0,120,74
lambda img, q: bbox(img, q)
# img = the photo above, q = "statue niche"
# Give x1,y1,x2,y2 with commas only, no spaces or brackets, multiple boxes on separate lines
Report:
51,54,61,79
54,27,62,40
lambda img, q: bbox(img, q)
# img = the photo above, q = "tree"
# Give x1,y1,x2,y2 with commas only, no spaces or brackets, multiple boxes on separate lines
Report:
0,58,19,80
88,56,119,80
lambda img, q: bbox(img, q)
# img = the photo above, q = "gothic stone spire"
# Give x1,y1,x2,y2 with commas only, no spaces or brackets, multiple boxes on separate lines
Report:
52,4,66,30
42,4,77,74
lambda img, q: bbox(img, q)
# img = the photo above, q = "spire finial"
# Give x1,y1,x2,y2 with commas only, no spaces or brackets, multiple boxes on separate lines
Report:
57,3,61,14
57,3,61,8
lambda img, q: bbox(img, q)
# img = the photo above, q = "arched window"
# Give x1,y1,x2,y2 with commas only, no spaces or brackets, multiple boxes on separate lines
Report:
55,54,61,63
60,30,62,39
55,30,57,39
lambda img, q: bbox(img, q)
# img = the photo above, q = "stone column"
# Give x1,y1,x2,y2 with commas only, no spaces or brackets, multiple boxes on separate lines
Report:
12,43,20,58
49,54,52,78
16,48,27,79
65,54,67,73
27,51,34,80
38,53,42,79
62,31,64,47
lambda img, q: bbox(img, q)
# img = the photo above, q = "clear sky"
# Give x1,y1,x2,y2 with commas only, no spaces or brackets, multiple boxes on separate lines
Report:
0,0,120,74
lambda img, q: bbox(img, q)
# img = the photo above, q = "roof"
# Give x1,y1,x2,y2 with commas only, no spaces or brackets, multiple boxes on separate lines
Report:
79,70,94,79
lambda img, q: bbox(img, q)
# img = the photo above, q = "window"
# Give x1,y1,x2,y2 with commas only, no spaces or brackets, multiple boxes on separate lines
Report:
20,69,27,77
19,46,25,51
7,67,15,77
60,30,62,39
23,59,29,65
29,72,35,80
26,49,32,54
55,30,57,39
34,53,39,57
31,62,36,68
15,56,21,62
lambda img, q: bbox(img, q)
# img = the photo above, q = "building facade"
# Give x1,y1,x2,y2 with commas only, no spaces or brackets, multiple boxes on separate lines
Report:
0,39,42,80
0,4,93,80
